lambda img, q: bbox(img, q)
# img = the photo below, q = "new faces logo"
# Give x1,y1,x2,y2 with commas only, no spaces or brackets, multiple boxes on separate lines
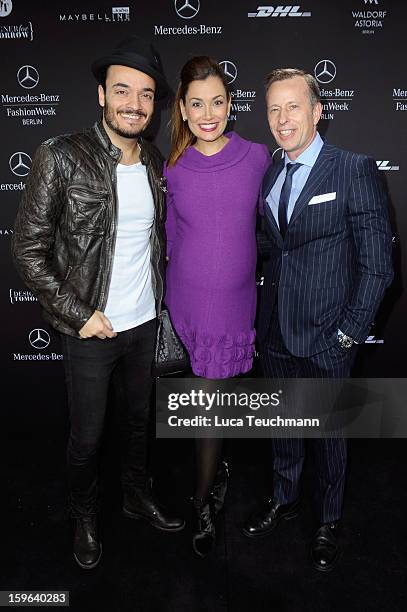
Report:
248,5,311,18
154,0,222,37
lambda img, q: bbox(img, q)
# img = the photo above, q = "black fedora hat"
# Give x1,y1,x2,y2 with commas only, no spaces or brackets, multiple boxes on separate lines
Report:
91,35,169,100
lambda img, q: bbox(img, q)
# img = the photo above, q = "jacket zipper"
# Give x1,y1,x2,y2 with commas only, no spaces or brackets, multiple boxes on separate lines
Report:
98,158,119,311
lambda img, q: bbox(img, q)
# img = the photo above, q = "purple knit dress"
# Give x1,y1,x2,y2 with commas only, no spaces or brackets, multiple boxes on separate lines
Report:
165,132,270,379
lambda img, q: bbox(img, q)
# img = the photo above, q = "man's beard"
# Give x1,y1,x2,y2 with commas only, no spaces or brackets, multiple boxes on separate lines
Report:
103,101,150,139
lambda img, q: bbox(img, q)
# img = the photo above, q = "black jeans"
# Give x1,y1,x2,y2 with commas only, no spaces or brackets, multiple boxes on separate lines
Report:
61,318,156,518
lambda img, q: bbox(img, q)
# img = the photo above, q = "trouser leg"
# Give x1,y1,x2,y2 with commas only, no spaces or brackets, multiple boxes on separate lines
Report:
117,318,156,491
304,342,357,523
61,333,120,517
260,313,305,505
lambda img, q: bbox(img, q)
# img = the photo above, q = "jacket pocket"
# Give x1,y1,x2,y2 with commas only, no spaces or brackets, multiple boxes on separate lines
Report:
67,186,109,235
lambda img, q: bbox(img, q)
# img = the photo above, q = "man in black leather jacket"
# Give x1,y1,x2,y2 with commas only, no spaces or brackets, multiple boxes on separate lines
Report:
12,36,184,570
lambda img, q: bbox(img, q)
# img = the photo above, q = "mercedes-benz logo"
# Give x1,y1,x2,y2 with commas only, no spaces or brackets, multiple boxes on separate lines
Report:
29,328,50,350
314,60,336,84
0,0,13,18
9,152,32,177
219,60,238,85
17,65,40,90
174,0,200,19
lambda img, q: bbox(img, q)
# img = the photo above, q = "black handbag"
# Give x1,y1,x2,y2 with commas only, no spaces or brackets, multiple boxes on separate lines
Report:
152,307,190,377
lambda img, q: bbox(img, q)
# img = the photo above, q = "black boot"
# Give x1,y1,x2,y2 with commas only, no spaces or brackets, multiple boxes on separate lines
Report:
211,460,229,515
123,477,185,532
73,516,102,570
311,522,341,572
192,497,216,558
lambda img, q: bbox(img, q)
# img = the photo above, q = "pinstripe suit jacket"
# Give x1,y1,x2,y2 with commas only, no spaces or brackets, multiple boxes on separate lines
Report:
257,142,393,357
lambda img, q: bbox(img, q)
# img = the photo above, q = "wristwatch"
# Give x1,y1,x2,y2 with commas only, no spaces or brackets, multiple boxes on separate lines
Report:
337,329,354,349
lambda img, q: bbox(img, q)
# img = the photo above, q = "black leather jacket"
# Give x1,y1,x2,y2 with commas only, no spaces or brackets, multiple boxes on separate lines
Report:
12,121,166,337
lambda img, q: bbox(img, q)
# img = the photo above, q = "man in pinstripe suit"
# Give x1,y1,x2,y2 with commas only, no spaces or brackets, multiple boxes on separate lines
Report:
243,69,393,571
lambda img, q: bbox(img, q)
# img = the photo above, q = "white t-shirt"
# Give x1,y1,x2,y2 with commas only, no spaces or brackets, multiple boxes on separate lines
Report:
104,162,156,332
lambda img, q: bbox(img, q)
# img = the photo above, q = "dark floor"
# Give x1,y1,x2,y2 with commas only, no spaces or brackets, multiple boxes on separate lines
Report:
2,399,407,612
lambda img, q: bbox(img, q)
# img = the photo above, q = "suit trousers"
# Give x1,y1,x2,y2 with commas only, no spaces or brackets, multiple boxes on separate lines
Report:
61,318,156,518
260,310,357,524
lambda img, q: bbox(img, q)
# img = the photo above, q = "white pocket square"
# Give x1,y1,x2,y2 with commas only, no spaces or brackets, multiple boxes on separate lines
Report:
308,192,336,205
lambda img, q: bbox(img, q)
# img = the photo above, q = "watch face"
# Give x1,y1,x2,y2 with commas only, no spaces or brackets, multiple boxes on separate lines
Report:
339,335,353,349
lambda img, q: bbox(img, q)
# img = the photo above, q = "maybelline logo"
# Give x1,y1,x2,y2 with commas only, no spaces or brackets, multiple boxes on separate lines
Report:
13,328,63,361
218,60,257,122
59,7,130,22
0,21,33,40
314,60,355,120
393,88,407,111
376,161,399,171
2,65,60,126
0,0,13,17
10,289,37,304
155,0,221,36
352,0,387,35
248,5,311,17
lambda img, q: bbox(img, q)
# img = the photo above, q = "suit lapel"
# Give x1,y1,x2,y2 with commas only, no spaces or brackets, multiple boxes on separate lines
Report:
261,157,284,240
262,158,284,245
262,158,284,199
289,144,337,228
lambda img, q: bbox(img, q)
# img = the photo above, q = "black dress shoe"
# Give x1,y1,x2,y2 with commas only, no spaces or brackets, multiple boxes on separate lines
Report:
242,498,300,538
192,497,215,558
311,522,340,572
123,477,185,532
211,460,229,515
73,516,102,570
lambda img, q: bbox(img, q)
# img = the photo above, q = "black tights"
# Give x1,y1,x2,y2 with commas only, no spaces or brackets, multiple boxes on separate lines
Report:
193,376,223,501
194,437,222,501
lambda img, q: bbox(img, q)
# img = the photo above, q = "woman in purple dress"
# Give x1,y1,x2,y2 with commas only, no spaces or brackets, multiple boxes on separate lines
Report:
165,56,270,557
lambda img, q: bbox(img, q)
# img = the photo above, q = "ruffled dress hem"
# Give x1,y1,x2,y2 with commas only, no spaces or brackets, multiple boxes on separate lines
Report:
176,325,256,380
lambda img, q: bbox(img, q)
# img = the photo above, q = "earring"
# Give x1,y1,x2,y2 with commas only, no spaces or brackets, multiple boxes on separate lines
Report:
183,117,187,122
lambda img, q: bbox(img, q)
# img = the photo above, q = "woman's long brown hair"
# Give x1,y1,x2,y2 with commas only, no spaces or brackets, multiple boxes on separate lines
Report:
168,56,231,167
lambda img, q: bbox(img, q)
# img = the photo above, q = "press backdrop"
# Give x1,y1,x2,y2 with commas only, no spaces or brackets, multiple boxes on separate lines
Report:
2,0,406,408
